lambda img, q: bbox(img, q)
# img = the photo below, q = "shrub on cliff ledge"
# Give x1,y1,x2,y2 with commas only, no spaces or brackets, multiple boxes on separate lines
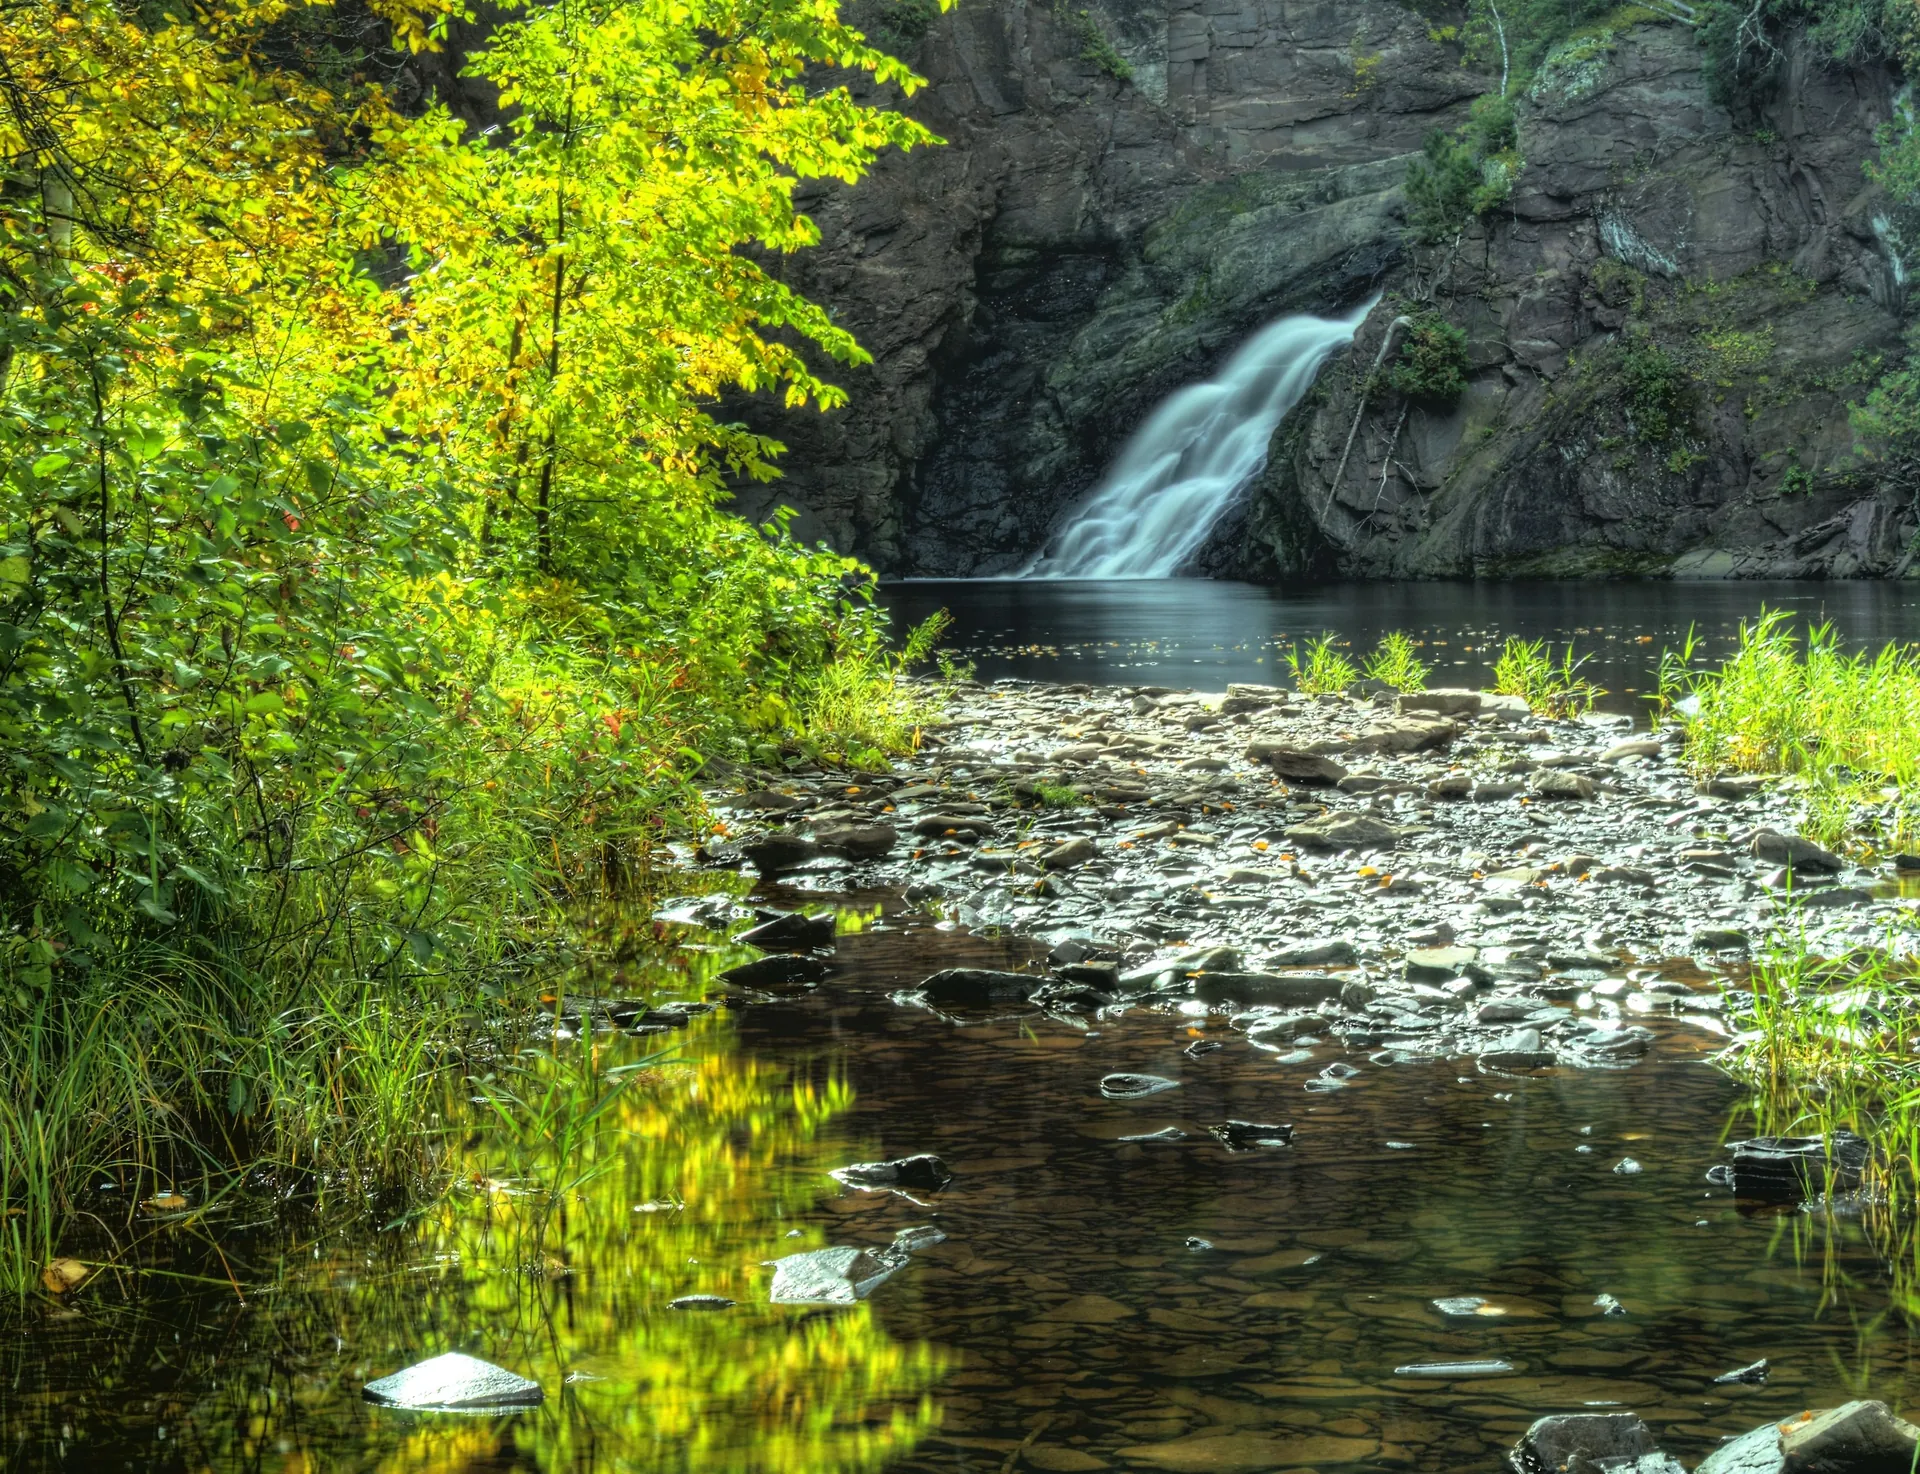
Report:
1384,313,1471,401
1405,96,1520,242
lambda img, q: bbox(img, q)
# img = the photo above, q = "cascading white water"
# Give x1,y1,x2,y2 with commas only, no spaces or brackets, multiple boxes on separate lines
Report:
1025,298,1376,579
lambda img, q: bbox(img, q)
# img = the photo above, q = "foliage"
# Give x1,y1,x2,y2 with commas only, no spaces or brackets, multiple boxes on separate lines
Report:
847,0,944,53
0,0,946,1287
1054,1,1133,79
1383,313,1471,401
1286,634,1360,694
1493,636,1603,717
1620,339,1691,440
1660,610,1920,848
1703,0,1915,113
1405,96,1520,243
1362,632,1431,691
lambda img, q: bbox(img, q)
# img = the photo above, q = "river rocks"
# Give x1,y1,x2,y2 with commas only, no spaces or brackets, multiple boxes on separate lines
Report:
743,835,824,874
670,1294,736,1311
1696,1400,1920,1474
1481,1027,1556,1070
737,911,836,950
811,821,898,860
1398,689,1482,717
1267,939,1357,967
719,954,830,988
1714,1359,1770,1385
1189,971,1343,1008
1532,770,1597,800
1602,739,1665,763
1406,945,1476,981
830,1154,953,1193
768,1245,903,1305
1717,1131,1870,1202
362,1352,544,1410
1509,1412,1681,1474
1099,1073,1181,1099
1245,742,1346,784
1287,813,1398,850
917,968,1045,1006
1357,717,1458,754
1749,829,1844,871
1207,1120,1294,1150
1042,836,1096,869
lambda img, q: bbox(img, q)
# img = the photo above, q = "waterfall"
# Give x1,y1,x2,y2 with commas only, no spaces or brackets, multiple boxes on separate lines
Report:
1025,298,1375,579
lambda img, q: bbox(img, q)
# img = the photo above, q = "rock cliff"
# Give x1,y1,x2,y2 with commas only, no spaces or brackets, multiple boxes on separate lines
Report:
735,0,1914,578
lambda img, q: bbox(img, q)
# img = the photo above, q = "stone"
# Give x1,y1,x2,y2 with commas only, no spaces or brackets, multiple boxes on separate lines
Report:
742,835,824,873
1207,1120,1294,1150
812,821,897,860
1099,1073,1181,1098
1287,813,1397,850
1722,1131,1869,1201
1509,1412,1678,1474
1398,689,1483,717
1245,742,1346,784
1113,1431,1376,1471
913,812,992,838
1473,781,1524,801
1696,1400,1920,1474
1406,945,1477,980
1749,829,1843,871
1693,927,1751,951
1190,971,1343,1007
1600,739,1665,762
1700,774,1769,799
768,1245,903,1305
830,1154,953,1193
1359,717,1458,753
1267,939,1358,966
1532,770,1597,800
670,1294,736,1311
917,968,1044,1006
1714,1358,1769,1385
719,954,829,988
1427,773,1473,798
736,911,836,951
1042,836,1097,869
1481,1027,1556,1070
362,1352,544,1410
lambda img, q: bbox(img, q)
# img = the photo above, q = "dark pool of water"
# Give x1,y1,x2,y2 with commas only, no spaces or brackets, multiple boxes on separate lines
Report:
881,579,1920,709
8,888,1918,1471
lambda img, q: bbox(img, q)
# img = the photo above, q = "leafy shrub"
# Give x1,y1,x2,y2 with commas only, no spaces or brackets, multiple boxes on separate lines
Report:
1405,96,1520,243
1384,313,1471,401
1621,341,1690,441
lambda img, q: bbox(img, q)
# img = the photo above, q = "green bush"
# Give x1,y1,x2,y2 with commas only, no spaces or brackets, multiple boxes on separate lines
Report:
1405,96,1520,243
1384,313,1471,401
1621,340,1690,441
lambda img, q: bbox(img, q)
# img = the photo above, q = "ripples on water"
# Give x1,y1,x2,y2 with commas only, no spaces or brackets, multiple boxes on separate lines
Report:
8,884,1920,1471
881,579,1920,711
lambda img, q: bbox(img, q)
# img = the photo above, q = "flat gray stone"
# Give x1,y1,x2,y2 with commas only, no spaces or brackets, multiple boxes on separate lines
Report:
1245,742,1345,784
1696,1399,1920,1473
1749,828,1843,871
768,1246,902,1305
362,1352,543,1410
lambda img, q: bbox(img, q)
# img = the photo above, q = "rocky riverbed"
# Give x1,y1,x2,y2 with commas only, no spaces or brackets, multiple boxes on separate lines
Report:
696,677,1916,1072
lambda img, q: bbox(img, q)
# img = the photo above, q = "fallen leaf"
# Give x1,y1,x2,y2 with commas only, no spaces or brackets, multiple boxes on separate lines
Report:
41,1258,91,1293
142,1192,189,1213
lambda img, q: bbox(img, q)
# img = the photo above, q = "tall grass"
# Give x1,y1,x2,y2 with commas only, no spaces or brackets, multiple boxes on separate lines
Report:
1493,636,1603,717
1663,610,1920,848
1286,634,1360,694
1362,631,1430,692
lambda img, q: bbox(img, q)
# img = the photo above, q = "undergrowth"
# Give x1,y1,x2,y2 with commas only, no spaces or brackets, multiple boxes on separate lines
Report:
1493,636,1604,717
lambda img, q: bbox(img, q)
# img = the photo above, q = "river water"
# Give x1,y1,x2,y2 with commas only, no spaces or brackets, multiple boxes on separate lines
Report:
9,879,1919,1472
882,579,1920,710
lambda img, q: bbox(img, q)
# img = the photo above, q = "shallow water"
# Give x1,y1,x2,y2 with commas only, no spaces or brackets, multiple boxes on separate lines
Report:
881,578,1920,709
9,886,1919,1472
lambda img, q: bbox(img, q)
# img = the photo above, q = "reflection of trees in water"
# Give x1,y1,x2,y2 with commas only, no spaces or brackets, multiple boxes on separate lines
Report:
4,1006,944,1472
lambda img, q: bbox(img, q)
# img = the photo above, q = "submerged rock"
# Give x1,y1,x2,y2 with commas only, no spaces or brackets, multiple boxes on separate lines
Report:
811,821,898,860
670,1294,736,1311
736,911,836,951
1206,1120,1294,1151
917,968,1044,1006
768,1246,902,1305
719,954,828,988
1696,1399,1920,1473
1099,1072,1181,1099
1713,1358,1769,1385
1509,1412,1681,1474
1719,1131,1869,1202
830,1154,953,1193
742,835,825,874
362,1352,544,1410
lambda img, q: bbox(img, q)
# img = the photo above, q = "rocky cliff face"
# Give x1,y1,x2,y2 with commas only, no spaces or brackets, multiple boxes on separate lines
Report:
738,0,1913,578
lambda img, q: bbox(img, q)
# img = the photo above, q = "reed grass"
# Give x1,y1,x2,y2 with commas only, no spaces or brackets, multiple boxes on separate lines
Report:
1492,635,1603,717
1362,631,1430,692
1286,634,1360,694
1662,610,1920,849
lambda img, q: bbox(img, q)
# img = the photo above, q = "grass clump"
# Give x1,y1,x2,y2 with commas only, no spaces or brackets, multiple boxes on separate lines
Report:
1287,634,1361,694
1493,636,1604,717
1661,610,1920,849
1363,632,1431,691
